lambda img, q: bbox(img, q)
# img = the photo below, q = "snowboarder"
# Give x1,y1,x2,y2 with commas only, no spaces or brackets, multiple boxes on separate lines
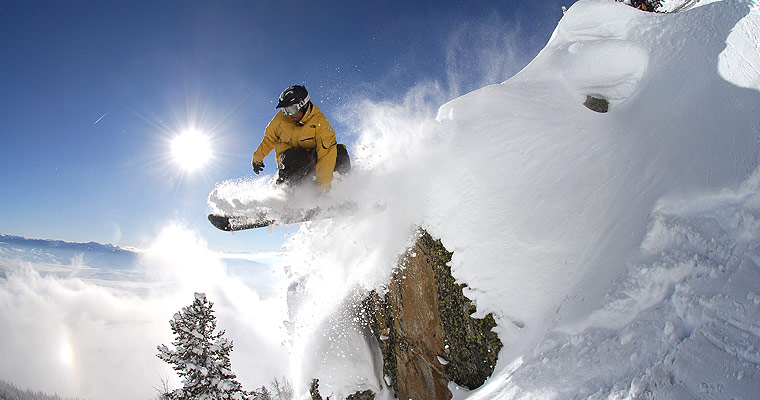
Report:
251,85,350,192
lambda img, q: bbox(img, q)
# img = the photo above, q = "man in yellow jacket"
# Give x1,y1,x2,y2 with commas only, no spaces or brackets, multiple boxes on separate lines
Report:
251,85,350,192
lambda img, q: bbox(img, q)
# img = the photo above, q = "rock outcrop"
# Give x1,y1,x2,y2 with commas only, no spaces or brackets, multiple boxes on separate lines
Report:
310,379,375,400
583,95,609,113
363,230,502,399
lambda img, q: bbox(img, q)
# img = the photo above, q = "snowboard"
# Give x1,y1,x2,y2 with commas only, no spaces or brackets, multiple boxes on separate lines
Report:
208,201,359,231
207,175,383,232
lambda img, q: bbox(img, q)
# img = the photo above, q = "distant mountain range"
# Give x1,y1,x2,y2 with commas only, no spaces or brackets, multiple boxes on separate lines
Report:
0,234,133,252
0,234,138,270
0,233,282,297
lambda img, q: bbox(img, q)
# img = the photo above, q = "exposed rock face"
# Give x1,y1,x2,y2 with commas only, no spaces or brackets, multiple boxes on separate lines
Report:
584,95,609,113
309,379,375,400
364,230,502,399
345,390,376,400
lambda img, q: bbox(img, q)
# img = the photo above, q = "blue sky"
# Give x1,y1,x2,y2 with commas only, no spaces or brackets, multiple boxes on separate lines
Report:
0,0,572,252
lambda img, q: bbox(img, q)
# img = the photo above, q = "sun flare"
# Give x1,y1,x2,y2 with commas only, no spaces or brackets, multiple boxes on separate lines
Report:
171,130,211,171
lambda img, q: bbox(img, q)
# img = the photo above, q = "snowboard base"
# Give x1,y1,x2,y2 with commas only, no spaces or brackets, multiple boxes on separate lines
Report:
207,213,273,231
208,202,358,232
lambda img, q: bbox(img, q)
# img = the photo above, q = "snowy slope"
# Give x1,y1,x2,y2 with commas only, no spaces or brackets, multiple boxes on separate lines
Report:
252,0,760,398
479,159,760,399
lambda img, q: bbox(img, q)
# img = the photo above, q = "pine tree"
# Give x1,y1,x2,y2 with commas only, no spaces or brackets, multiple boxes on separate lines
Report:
157,293,250,400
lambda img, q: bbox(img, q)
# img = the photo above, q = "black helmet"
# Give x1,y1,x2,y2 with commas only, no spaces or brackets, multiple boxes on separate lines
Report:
276,85,310,111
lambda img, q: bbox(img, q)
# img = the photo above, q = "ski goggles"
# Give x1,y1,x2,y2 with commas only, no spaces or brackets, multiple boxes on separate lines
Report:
280,93,310,116
281,103,301,116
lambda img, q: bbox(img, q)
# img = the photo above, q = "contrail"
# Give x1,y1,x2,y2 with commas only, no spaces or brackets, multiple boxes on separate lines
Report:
93,110,110,125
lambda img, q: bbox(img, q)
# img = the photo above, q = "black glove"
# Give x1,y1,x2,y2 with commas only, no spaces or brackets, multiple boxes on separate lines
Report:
252,160,265,174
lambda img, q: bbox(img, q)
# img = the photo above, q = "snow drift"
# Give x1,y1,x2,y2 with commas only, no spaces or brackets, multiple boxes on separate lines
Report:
231,0,759,398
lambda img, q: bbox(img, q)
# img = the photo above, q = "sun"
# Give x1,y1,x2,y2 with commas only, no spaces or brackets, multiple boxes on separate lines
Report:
171,129,212,171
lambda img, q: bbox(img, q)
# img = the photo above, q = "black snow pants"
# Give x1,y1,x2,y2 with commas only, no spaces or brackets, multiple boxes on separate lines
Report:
276,144,351,186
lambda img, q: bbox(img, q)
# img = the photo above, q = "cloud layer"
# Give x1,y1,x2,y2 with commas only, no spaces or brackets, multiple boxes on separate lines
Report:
0,224,290,399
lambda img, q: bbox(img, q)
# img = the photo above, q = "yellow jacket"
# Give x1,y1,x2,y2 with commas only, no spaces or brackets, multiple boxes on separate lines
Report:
252,104,338,192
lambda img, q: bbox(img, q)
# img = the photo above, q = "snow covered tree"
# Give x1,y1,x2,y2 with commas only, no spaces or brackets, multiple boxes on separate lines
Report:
157,293,250,400
252,386,272,400
270,377,294,400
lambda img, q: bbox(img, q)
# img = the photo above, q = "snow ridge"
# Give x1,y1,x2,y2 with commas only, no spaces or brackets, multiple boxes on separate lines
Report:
274,0,760,398
486,175,760,399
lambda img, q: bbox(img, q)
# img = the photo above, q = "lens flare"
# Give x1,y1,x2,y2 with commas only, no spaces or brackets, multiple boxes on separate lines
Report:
59,333,74,367
171,129,211,171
